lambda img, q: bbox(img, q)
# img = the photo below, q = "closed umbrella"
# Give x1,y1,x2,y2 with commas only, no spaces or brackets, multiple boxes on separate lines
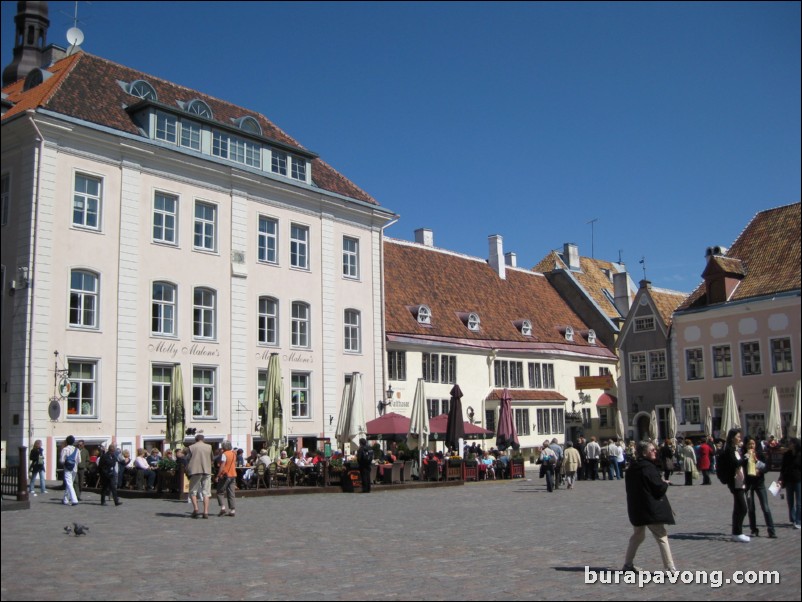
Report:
345,372,367,452
648,409,658,442
262,353,284,459
334,382,352,451
766,386,783,441
667,407,678,441
166,364,186,450
704,406,713,439
792,380,802,439
496,388,519,451
720,385,741,436
407,378,429,451
445,384,465,453
615,409,626,442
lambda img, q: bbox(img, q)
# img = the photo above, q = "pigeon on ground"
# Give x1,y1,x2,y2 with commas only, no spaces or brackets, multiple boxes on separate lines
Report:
72,523,89,536
63,525,72,535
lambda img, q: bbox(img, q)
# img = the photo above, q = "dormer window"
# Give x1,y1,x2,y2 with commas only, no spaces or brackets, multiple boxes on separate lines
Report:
587,329,596,345
236,116,262,135
564,326,574,342
519,320,532,336
128,79,157,101
409,305,432,325
23,68,52,91
458,312,480,332
187,99,213,119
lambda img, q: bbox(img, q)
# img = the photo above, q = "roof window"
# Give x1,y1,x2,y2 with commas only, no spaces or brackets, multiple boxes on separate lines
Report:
186,99,213,119
23,68,52,91
518,320,532,336
128,79,157,101
409,305,431,325
458,312,480,332
563,326,574,342
235,116,262,135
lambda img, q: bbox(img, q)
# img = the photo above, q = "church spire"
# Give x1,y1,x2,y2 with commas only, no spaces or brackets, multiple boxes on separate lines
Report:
2,1,51,87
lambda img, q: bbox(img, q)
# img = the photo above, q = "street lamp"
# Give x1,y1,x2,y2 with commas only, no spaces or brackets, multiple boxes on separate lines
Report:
377,384,394,416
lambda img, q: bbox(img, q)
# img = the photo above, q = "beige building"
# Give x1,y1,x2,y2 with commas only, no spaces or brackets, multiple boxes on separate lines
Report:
1,46,395,475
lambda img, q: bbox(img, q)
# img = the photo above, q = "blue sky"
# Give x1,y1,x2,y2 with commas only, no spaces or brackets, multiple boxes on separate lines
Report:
3,1,800,293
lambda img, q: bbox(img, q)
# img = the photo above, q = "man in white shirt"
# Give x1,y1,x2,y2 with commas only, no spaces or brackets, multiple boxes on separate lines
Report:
585,436,601,481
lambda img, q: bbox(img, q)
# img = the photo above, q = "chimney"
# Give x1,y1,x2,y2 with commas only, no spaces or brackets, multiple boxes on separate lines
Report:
489,234,506,280
414,228,433,247
504,251,517,268
613,272,633,316
563,243,580,271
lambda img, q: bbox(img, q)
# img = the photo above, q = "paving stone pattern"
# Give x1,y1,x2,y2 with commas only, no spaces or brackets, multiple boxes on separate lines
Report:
2,470,799,601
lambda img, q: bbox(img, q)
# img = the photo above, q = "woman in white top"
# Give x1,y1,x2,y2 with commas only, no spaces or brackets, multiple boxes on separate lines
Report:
60,435,79,505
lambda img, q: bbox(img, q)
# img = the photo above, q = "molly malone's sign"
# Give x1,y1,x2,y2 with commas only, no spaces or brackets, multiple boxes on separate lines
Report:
574,375,615,390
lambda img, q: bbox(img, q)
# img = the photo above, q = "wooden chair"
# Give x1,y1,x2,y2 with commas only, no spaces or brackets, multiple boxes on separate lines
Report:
254,463,269,490
401,460,413,482
424,461,440,482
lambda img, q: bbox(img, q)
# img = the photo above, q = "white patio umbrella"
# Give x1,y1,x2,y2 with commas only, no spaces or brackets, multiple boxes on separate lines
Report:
334,381,352,452
766,386,783,441
704,406,713,439
648,409,658,442
615,409,625,442
667,407,678,441
720,385,741,437
407,378,430,470
345,372,367,452
791,380,801,439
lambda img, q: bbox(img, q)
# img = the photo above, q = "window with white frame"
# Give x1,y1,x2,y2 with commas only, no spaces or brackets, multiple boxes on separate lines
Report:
291,372,310,418
520,320,532,336
536,408,553,434
741,341,761,376
257,369,267,406
599,366,611,376
271,149,287,176
343,237,359,279
67,360,97,418
291,302,310,348
152,281,176,336
290,224,309,269
467,313,480,332
258,216,278,264
193,201,216,251
151,364,172,418
186,99,213,119
599,407,609,427
564,326,574,342
192,366,216,418
427,398,450,419
69,270,98,328
417,305,431,325
494,360,524,388
388,350,407,381
291,156,307,181
258,297,278,345
440,355,457,385
155,111,177,144
528,362,555,389
681,397,701,424
180,119,202,151
73,173,101,230
629,352,647,382
212,130,260,167
551,408,564,433
1,173,9,226
649,350,667,380
579,365,590,377
634,316,655,332
686,348,704,380
515,408,531,436
771,338,793,373
713,345,732,378
344,309,361,353
193,287,216,340
153,192,177,245
422,353,440,383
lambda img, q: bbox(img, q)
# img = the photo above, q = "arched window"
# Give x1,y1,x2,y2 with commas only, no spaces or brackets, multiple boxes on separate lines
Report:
152,281,176,336
69,269,99,328
186,99,213,119
258,296,278,345
128,79,158,101
236,115,262,135
417,305,431,325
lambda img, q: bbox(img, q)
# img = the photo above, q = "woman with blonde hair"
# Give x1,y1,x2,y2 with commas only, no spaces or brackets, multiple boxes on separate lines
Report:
29,439,47,495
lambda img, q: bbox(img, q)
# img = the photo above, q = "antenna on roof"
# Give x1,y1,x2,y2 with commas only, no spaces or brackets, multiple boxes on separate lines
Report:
618,249,623,264
587,218,598,259
65,2,85,55
639,256,647,280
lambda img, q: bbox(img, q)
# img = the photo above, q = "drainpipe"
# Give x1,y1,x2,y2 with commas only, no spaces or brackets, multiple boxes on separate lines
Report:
25,111,44,448
378,215,399,411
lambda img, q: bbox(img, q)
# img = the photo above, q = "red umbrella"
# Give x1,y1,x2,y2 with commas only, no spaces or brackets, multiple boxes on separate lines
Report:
366,412,411,439
495,388,519,451
430,414,493,440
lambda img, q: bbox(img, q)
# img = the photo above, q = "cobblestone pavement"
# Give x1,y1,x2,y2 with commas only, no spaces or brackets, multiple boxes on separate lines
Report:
2,469,799,601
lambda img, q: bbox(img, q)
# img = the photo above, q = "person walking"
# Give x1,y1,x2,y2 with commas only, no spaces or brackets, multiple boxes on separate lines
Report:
585,436,601,481
698,437,714,485
215,440,237,517
622,441,677,573
60,435,80,506
98,443,122,507
357,438,373,493
721,428,750,542
185,434,214,518
562,441,582,489
28,439,47,496
680,439,697,486
743,436,776,538
778,437,801,529
75,439,89,501
538,440,558,492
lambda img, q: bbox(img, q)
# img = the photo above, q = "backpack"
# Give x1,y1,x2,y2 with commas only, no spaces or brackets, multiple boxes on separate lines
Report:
600,447,609,460
358,446,373,466
715,449,731,485
63,448,78,472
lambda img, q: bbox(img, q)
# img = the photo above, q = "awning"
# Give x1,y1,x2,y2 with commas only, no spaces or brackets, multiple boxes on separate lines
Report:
596,393,617,407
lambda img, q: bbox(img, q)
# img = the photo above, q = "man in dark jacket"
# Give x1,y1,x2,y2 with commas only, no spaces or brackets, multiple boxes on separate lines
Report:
623,441,677,572
98,444,122,507
357,438,373,493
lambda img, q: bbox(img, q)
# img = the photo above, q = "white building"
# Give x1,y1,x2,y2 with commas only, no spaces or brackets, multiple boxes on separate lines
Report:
1,31,395,475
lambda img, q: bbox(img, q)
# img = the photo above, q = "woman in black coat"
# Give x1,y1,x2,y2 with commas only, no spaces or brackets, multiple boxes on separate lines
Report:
622,441,676,572
779,437,801,529
722,428,751,542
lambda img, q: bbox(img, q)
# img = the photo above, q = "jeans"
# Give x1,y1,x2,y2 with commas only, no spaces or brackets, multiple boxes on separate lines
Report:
625,524,675,570
63,470,78,504
747,481,775,535
544,468,554,492
731,488,748,535
29,468,46,493
609,461,621,480
786,480,801,525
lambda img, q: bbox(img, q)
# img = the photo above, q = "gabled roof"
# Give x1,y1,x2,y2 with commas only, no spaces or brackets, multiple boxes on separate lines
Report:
533,251,632,322
649,287,688,327
384,239,616,359
1,52,377,205
678,202,801,311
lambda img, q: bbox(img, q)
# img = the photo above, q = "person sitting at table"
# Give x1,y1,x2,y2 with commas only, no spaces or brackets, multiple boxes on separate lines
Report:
236,448,245,467
147,447,161,468
246,449,259,466
496,452,510,478
481,451,496,480
384,450,397,463
133,448,157,490
278,450,292,468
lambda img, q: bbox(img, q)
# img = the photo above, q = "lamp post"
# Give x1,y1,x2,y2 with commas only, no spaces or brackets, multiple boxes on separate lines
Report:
377,384,393,416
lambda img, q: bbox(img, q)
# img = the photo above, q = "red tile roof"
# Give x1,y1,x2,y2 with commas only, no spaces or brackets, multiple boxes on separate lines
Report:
384,239,616,359
678,202,801,310
486,389,568,402
2,52,377,205
649,287,688,328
